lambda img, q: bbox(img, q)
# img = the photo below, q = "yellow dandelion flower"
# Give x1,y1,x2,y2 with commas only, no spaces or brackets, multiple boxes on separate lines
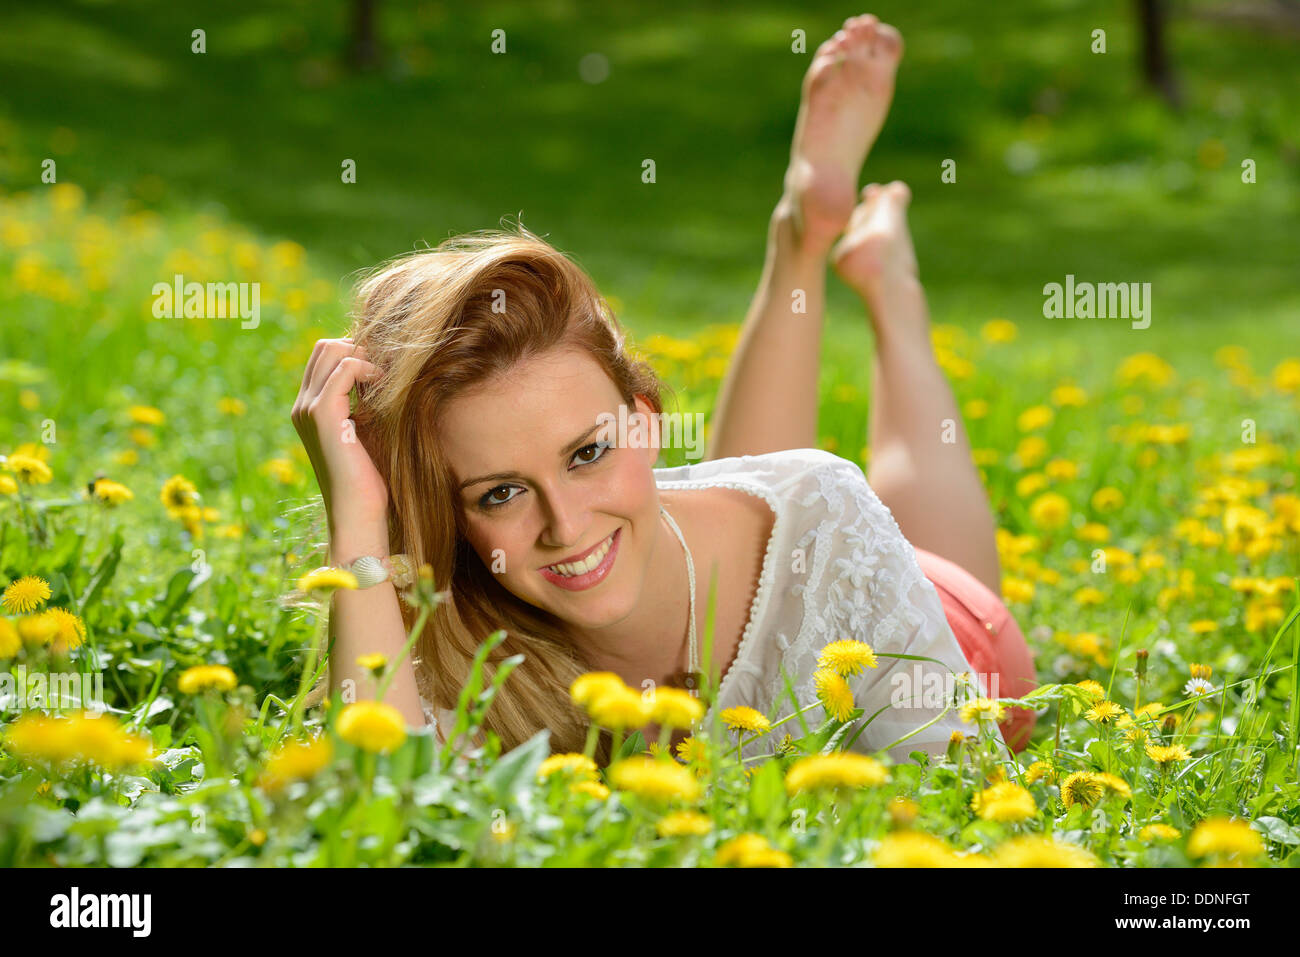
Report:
1073,586,1105,606
89,478,134,506
44,607,86,654
1187,817,1264,862
1145,743,1191,764
972,782,1037,821
1051,384,1088,407
1017,405,1054,432
1139,823,1181,841
981,319,1018,343
0,474,17,496
296,566,359,595
3,453,53,485
716,833,785,867
813,667,856,721
1060,771,1104,809
1272,359,1300,394
1077,522,1110,543
356,652,387,673
1001,577,1035,603
537,753,599,782
1024,760,1057,784
3,711,153,772
1015,473,1048,499
674,734,710,767
874,832,963,867
178,664,237,694
569,779,611,800
128,405,166,425
1096,772,1132,800
1091,487,1125,512
1189,619,1219,634
784,753,888,795
992,835,1098,867
569,671,628,708
258,735,334,793
608,755,702,803
0,618,19,658
587,686,651,730
2,576,52,614
1044,458,1078,481
160,475,198,515
721,706,771,734
960,697,1005,725
1075,679,1105,700
336,700,407,754
17,613,57,645
817,639,878,676
888,795,921,825
656,810,713,837
1028,492,1071,530
1085,700,1125,724
217,397,247,416
647,686,704,729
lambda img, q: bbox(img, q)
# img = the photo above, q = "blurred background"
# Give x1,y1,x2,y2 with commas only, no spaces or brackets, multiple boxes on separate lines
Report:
1,0,1297,490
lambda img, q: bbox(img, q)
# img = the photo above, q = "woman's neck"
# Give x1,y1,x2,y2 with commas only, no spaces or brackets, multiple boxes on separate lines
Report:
567,490,695,691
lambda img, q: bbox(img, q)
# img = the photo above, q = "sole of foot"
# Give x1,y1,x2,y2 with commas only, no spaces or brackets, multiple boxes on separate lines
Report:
783,14,904,256
831,181,921,313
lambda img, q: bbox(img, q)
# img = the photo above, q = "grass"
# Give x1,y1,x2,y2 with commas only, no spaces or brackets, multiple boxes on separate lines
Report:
0,0,1298,867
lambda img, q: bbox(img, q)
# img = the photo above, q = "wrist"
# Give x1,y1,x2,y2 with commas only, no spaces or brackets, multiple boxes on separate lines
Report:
329,524,391,566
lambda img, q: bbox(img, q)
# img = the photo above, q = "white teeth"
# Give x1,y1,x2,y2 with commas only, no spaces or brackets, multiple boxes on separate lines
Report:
548,532,614,577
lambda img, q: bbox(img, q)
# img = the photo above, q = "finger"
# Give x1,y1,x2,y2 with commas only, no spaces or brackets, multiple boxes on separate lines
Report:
307,339,365,402
300,337,356,399
319,356,380,406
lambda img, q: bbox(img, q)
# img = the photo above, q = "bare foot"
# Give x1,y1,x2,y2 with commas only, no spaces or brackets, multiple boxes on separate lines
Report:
782,14,904,257
832,181,924,331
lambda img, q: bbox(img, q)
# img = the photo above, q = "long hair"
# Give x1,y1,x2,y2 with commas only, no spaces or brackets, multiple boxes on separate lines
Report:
335,223,668,764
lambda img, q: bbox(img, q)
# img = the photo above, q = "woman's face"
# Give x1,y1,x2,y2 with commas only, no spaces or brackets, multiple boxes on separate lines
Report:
439,345,663,631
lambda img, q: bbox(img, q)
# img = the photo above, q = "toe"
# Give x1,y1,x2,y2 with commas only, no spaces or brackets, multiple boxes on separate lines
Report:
875,23,904,58
887,181,912,204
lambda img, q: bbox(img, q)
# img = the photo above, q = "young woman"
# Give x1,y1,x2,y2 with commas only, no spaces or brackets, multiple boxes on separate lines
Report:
291,14,1037,766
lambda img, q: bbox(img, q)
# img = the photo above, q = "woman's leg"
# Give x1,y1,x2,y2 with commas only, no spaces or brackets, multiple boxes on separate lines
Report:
831,183,1002,594
707,15,903,461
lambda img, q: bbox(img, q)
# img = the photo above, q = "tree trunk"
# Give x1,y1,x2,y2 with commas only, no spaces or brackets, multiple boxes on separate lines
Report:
1135,0,1182,108
348,0,380,70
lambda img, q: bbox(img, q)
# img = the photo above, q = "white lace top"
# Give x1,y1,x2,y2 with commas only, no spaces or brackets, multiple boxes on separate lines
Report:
425,447,991,764
655,447,990,765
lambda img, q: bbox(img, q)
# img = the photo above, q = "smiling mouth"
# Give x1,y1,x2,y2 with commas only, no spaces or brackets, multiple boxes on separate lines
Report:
543,529,617,578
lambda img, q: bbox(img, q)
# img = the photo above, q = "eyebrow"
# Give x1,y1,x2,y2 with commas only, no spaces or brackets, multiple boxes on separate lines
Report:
457,422,605,492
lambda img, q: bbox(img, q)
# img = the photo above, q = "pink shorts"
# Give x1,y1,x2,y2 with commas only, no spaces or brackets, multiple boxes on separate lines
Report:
913,547,1039,751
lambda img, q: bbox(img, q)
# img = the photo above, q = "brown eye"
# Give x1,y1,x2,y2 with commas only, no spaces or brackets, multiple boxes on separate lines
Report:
481,485,521,508
573,441,611,466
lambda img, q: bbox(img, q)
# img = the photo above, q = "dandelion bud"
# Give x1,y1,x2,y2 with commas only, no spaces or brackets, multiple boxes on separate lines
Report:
1189,662,1212,680
1162,714,1178,735
947,730,965,763
1134,648,1148,679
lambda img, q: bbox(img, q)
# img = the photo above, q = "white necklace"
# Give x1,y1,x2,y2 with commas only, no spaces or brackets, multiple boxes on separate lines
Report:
658,504,698,692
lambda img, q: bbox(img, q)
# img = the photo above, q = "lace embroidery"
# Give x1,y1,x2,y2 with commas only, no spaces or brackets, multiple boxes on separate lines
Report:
653,475,783,714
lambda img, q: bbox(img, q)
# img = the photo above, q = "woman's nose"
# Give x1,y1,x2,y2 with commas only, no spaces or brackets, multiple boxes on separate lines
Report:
538,492,590,550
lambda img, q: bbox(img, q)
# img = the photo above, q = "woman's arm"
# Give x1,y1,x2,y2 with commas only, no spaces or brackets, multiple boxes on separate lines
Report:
292,337,426,728
327,529,426,728
706,200,828,461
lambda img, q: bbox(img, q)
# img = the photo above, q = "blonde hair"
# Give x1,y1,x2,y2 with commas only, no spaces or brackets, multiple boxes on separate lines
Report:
337,223,669,764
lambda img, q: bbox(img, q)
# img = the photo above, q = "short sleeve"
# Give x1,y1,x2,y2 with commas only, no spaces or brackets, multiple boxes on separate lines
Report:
803,457,996,763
